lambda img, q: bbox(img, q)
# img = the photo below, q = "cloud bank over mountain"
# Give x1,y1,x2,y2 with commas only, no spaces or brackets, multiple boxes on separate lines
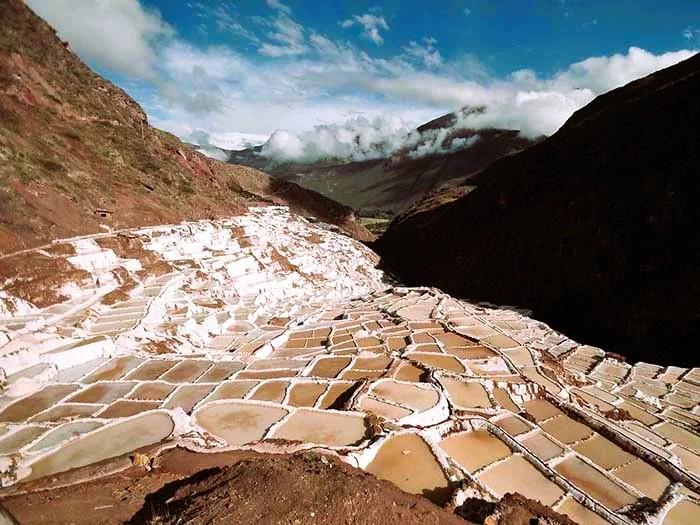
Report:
260,114,482,163
258,45,694,163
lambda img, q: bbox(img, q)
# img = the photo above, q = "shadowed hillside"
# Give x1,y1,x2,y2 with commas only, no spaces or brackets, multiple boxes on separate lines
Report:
377,51,700,365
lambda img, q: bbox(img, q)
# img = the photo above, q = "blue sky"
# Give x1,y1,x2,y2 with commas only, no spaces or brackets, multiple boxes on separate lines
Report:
148,0,699,76
26,0,700,157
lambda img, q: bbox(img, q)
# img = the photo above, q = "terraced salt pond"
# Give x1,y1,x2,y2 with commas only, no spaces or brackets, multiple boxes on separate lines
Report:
439,430,511,472
195,401,289,446
24,412,174,481
270,408,368,447
365,433,452,504
1,206,700,525
554,456,637,510
478,455,565,506
439,377,492,409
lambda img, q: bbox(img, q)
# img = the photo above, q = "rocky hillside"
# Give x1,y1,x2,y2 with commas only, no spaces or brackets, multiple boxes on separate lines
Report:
376,51,700,366
227,114,539,217
0,0,371,254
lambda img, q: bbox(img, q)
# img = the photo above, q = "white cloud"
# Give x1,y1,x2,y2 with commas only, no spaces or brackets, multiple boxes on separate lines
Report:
144,41,435,139
212,3,261,44
149,43,696,161
341,13,389,45
211,131,270,150
186,1,261,44
343,47,697,138
407,132,480,159
25,0,173,79
255,46,698,161
258,12,308,56
266,0,292,15
185,129,268,158
262,115,411,162
548,46,694,94
403,38,443,68
684,26,700,42
260,113,482,163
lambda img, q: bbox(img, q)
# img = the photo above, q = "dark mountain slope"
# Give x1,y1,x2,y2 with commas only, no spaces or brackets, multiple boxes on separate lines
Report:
0,0,371,253
376,52,700,365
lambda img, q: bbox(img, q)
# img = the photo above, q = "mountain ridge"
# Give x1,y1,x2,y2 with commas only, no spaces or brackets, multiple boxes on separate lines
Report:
225,112,540,217
0,0,372,253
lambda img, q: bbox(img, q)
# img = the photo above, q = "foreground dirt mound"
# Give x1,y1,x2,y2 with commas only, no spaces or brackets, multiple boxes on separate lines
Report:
0,0,370,253
0,445,584,525
377,51,700,365
480,493,579,525
129,453,468,525
0,447,469,525
131,457,583,525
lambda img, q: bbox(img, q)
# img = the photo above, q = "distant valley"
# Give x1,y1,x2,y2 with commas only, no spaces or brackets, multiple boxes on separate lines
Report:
197,112,540,221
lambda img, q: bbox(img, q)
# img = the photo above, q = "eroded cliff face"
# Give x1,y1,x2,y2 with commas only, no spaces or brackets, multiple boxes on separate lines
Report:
0,206,698,525
376,51,700,366
0,0,371,253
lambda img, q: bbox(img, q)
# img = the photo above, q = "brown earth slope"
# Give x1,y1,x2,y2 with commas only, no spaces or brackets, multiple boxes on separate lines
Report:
228,117,539,217
129,453,471,525
0,447,470,525
0,0,371,253
0,446,581,525
376,52,700,366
